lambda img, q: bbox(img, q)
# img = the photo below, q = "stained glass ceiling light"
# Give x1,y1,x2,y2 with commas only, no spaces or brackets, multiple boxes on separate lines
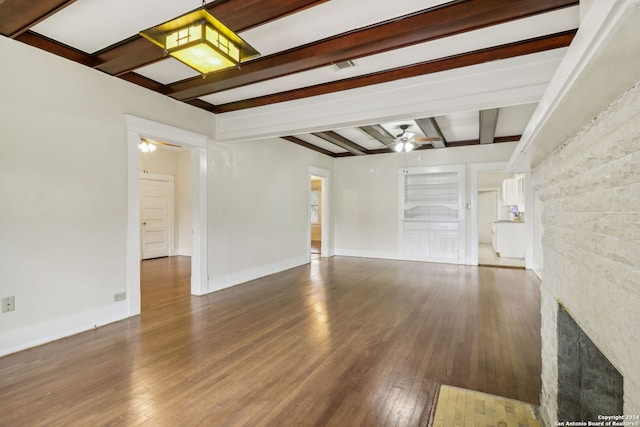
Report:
139,7,259,75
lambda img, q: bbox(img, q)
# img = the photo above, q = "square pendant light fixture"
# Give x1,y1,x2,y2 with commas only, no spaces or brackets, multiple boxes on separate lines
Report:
139,7,259,75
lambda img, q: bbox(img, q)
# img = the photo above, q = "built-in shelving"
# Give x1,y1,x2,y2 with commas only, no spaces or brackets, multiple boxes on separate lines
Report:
399,166,465,263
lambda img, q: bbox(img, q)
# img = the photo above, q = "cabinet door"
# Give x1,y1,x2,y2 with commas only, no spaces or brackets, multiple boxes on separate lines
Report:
502,178,519,205
403,231,430,258
431,231,459,259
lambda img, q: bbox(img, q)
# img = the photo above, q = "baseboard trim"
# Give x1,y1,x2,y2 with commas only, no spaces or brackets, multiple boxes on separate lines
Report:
0,302,131,357
208,255,309,294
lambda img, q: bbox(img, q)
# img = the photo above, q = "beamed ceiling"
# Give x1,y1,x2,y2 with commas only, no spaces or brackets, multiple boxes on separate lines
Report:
1,0,580,157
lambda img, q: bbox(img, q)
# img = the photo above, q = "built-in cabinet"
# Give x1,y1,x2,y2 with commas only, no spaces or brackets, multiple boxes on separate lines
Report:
502,174,525,211
399,165,465,263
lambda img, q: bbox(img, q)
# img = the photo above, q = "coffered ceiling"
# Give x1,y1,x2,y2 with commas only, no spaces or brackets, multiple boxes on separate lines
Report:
1,0,580,156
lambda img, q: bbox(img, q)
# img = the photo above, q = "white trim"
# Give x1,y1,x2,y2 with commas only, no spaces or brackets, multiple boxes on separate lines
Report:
208,255,309,293
0,301,129,357
468,162,534,268
398,164,466,265
468,162,508,265
192,147,208,295
509,0,640,170
215,50,562,142
125,115,209,309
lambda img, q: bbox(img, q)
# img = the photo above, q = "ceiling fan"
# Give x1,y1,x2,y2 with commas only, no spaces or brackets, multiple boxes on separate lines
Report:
391,124,441,152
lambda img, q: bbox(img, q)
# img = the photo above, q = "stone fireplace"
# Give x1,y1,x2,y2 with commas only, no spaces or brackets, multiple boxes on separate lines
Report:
556,305,623,422
533,80,640,426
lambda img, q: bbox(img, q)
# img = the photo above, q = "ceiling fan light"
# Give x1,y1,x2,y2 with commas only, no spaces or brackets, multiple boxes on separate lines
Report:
404,142,415,152
139,142,156,153
394,143,404,152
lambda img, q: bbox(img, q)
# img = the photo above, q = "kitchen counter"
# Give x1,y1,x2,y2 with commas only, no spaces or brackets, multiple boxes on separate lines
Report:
492,221,525,258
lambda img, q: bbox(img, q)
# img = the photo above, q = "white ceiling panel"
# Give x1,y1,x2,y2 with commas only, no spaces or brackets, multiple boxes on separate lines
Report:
495,103,539,137
199,7,578,106
135,58,199,85
334,128,386,150
295,134,348,153
242,0,449,56
32,0,203,53
436,111,479,142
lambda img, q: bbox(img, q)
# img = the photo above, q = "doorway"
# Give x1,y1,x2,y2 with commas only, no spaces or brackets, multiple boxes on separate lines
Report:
308,166,330,261
477,169,525,268
139,143,193,310
310,176,323,261
126,115,208,317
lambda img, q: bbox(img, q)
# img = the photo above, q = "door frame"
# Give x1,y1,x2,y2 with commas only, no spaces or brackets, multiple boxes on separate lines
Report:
469,162,534,268
140,173,175,259
308,166,331,260
469,162,508,265
126,115,209,317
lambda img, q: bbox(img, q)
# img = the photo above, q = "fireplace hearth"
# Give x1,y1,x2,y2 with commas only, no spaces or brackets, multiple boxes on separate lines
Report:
557,305,623,422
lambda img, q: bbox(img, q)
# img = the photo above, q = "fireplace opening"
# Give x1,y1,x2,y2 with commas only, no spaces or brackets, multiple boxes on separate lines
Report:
557,304,623,422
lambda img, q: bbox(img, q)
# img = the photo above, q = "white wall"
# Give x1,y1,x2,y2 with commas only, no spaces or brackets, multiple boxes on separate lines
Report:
0,36,330,356
333,143,517,261
0,36,215,356
206,138,333,291
535,82,640,423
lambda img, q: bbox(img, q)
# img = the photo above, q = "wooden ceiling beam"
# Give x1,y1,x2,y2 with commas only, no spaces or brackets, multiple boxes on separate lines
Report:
447,135,520,147
215,30,576,113
312,132,369,155
281,136,336,157
94,0,328,76
169,0,578,101
0,0,78,37
479,108,499,144
415,118,447,149
14,31,99,67
360,125,395,152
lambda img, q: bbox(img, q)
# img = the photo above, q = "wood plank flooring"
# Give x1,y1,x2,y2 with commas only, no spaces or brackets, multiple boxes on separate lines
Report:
0,257,541,426
141,256,191,311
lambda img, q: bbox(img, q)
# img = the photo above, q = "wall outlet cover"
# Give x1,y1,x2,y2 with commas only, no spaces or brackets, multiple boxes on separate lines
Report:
114,292,127,302
2,296,15,313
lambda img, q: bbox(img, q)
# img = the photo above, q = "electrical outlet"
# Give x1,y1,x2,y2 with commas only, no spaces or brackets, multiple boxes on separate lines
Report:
2,296,15,313
113,292,127,302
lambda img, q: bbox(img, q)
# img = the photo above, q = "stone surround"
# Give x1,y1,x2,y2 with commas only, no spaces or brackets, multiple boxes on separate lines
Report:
533,81,640,425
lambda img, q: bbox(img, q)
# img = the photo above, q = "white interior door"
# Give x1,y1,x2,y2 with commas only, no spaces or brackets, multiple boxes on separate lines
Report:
478,190,497,244
140,176,174,260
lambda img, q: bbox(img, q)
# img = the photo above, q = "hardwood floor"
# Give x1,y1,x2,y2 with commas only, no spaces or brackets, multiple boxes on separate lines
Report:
141,256,191,311
0,257,541,426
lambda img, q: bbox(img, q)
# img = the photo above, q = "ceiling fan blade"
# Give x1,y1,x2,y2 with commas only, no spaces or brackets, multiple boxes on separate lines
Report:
414,137,441,142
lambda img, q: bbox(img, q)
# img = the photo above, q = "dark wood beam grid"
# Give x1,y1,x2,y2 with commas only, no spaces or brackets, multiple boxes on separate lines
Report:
281,136,337,157
360,125,396,153
168,0,579,101
94,0,329,76
415,118,447,148
8,1,328,75
313,132,369,155
215,30,576,113
0,0,77,37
